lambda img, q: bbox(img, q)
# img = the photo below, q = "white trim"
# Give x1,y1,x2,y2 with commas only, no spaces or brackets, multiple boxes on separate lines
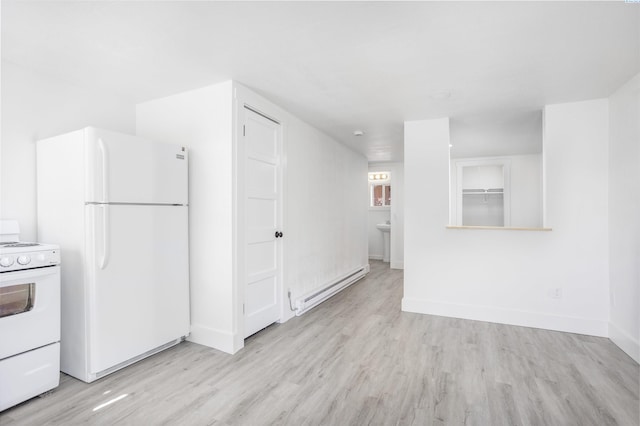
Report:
188,324,243,354
609,321,640,364
368,254,383,260
390,261,404,270
401,297,608,337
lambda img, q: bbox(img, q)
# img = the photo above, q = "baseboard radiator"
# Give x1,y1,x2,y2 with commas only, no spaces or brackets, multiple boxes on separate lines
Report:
294,266,369,316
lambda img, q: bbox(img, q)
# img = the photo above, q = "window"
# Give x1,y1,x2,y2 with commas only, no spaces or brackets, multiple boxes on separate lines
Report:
369,172,391,207
0,283,35,318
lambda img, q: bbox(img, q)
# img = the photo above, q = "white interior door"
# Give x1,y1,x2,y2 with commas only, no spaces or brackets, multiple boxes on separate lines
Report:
86,204,189,374
243,107,282,338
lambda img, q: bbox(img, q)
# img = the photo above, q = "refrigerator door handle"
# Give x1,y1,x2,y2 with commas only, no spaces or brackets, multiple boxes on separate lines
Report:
99,204,110,270
97,138,108,202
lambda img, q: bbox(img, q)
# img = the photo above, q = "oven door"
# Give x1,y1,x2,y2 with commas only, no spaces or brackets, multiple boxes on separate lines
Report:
0,266,60,359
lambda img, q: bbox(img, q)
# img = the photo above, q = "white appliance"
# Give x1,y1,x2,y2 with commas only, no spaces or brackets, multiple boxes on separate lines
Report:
0,220,61,411
36,127,189,383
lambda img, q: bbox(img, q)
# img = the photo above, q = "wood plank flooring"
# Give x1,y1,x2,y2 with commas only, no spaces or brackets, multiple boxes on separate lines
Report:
1,260,638,425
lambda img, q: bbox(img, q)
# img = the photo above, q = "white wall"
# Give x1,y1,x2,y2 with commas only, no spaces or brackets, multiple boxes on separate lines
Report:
608,72,640,363
510,154,542,228
137,82,236,352
285,118,368,305
1,60,135,241
138,81,369,352
403,98,610,337
390,162,404,269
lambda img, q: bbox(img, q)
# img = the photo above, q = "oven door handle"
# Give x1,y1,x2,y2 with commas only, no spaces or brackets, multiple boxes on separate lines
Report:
0,266,60,287
98,204,110,270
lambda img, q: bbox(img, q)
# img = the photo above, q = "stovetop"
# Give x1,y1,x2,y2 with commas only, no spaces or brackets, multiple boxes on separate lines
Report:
0,221,60,271
0,242,41,248
0,240,60,257
0,241,58,254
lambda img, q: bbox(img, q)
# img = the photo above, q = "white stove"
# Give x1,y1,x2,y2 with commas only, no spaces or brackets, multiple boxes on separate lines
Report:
0,220,61,412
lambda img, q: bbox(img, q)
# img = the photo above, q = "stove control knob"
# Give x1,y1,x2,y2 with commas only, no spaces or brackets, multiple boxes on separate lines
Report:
17,255,31,265
0,257,14,267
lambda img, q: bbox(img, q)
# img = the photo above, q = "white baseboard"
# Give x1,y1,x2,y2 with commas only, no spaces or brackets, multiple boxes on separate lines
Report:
401,297,608,337
609,321,640,363
188,323,243,354
294,264,369,316
390,261,404,270
368,254,383,260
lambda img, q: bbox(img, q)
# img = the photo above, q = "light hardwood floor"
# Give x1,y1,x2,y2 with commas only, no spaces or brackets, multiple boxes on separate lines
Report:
2,261,638,425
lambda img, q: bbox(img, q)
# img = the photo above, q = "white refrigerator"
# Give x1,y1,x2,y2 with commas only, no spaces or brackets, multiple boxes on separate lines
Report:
37,127,189,383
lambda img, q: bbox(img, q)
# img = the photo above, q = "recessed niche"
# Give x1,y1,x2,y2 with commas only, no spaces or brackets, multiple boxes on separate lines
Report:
449,110,545,229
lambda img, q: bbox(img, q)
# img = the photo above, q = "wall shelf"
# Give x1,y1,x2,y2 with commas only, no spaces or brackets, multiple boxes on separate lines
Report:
446,225,552,231
462,188,504,195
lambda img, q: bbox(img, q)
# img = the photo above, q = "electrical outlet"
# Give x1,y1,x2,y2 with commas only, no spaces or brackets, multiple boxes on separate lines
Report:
549,288,563,299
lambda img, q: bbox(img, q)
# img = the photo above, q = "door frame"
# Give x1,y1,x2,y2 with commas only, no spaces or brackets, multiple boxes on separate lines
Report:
233,85,286,346
452,157,512,227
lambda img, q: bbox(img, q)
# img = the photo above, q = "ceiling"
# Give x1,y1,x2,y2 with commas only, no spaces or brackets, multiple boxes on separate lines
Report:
2,1,639,162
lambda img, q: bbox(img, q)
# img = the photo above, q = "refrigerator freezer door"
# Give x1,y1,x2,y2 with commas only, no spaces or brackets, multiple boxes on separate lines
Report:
85,204,189,376
84,127,188,205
